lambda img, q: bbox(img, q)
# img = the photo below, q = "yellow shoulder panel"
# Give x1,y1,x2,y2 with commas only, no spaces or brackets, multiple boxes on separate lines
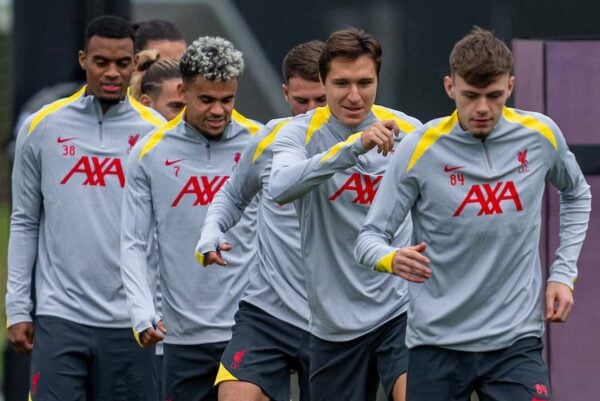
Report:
128,96,165,127
319,132,362,164
406,111,458,173
232,109,261,136
372,105,418,134
27,86,86,135
252,118,292,163
502,107,558,150
138,111,183,160
305,105,331,144
214,362,239,385
375,250,397,273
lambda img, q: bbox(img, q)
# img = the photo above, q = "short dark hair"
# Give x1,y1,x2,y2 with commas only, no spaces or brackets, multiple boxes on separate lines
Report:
282,40,326,83
130,50,181,100
319,27,382,82
133,19,184,53
449,26,513,87
84,15,135,50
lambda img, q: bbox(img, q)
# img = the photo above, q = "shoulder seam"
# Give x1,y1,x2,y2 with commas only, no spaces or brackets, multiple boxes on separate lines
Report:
502,107,558,150
252,118,292,163
128,96,165,127
232,109,261,136
139,111,183,160
305,105,331,144
371,105,418,134
27,86,86,136
406,111,458,173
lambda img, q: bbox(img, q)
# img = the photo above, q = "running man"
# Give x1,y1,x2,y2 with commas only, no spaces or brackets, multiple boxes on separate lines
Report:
6,15,164,401
269,28,421,401
195,40,326,401
120,36,262,401
355,27,591,401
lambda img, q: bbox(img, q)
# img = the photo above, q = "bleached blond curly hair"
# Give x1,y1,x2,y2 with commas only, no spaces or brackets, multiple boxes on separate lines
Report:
180,36,244,82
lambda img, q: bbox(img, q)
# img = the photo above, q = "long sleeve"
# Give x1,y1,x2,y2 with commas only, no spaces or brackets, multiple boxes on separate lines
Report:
355,139,419,273
6,119,42,326
269,122,367,204
196,133,264,256
545,127,592,289
120,144,160,335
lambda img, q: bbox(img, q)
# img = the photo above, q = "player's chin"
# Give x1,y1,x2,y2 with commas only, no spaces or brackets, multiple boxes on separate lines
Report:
97,93,126,104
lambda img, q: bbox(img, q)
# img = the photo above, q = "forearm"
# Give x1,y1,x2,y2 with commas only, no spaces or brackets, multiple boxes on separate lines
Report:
548,188,592,288
270,136,366,203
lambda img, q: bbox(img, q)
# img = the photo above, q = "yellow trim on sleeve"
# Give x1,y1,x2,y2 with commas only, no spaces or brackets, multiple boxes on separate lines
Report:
406,111,458,173
214,362,239,386
372,105,418,134
305,105,331,144
29,392,33,401
502,107,558,150
132,328,143,347
138,110,183,160
128,96,165,127
319,132,362,164
252,118,292,163
27,86,86,135
232,109,261,136
375,250,397,273
195,250,205,267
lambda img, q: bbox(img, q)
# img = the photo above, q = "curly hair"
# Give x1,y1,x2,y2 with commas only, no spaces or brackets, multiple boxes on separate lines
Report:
179,36,244,83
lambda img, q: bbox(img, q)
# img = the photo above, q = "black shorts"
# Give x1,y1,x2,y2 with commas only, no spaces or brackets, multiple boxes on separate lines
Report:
30,315,155,401
309,312,409,401
407,336,552,401
216,301,311,401
163,341,227,401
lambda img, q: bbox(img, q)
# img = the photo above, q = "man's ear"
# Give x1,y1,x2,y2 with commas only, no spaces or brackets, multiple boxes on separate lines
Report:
177,82,185,98
443,75,454,99
507,75,515,98
78,50,86,70
282,84,289,103
139,94,153,107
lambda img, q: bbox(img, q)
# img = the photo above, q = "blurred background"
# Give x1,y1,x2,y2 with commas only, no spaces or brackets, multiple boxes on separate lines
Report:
0,0,598,400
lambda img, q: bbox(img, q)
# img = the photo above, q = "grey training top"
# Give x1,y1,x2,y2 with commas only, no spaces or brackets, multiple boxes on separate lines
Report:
121,110,261,345
6,86,164,328
197,117,310,330
356,108,592,351
270,105,421,341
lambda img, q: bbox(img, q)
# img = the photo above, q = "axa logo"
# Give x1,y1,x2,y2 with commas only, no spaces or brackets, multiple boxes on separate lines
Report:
171,176,229,207
329,173,382,205
60,156,125,187
453,180,523,217
230,349,247,369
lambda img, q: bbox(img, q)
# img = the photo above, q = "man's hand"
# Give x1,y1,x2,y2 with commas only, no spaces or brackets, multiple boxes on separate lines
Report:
203,242,233,266
139,320,167,347
360,120,400,156
391,242,431,283
8,322,34,354
545,281,574,322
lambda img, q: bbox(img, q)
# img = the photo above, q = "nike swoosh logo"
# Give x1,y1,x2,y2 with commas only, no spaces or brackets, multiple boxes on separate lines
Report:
165,158,186,166
443,165,464,173
57,137,77,143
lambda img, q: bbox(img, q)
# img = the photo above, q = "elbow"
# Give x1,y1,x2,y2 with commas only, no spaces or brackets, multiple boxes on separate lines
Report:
269,175,295,204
